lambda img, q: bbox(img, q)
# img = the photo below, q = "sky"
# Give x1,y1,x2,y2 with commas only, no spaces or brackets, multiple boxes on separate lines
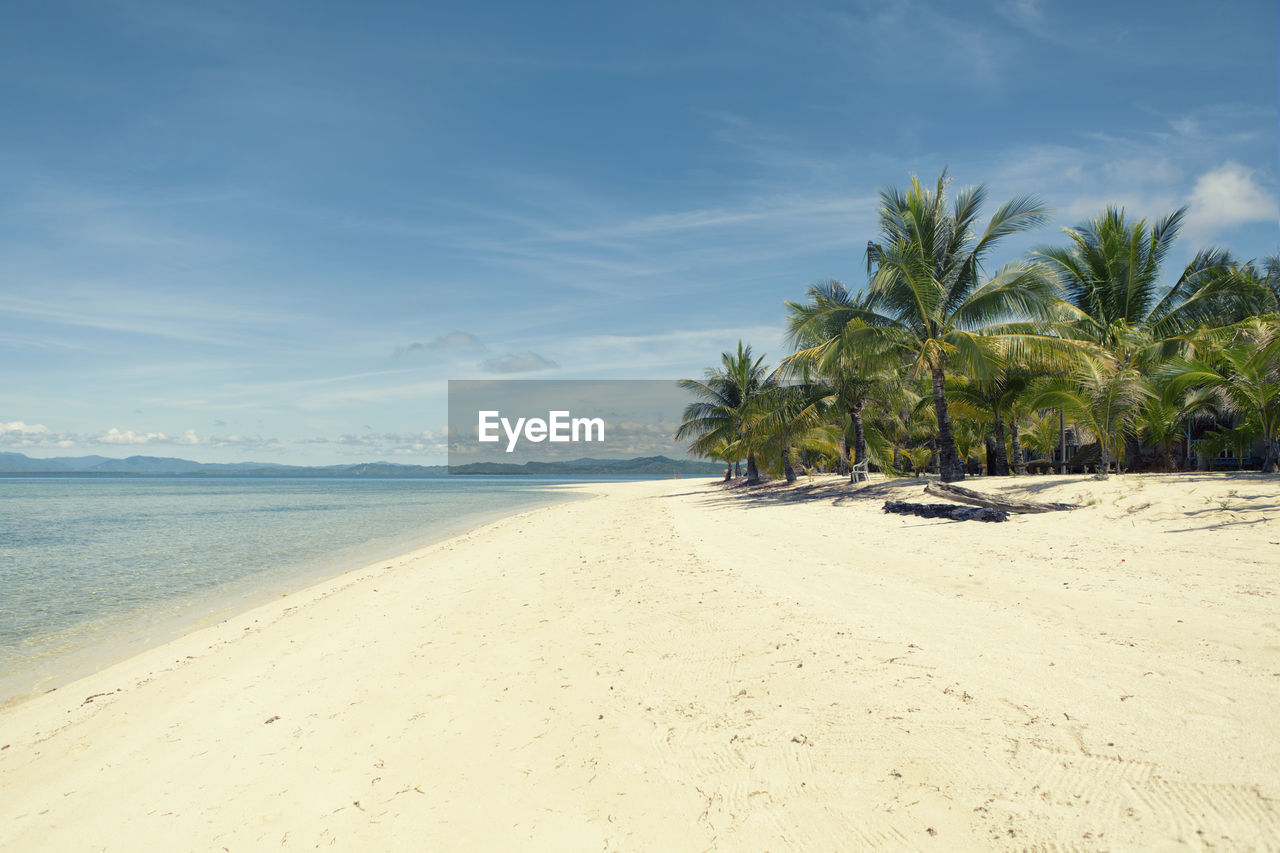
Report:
1,0,1276,465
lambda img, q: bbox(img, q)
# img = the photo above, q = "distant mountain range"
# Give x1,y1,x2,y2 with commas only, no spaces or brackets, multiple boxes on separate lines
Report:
0,452,722,478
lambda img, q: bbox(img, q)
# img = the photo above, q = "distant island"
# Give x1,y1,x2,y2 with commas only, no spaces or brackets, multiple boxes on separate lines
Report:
0,451,723,479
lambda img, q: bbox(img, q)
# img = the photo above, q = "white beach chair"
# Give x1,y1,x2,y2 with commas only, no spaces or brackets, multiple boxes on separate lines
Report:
851,458,870,483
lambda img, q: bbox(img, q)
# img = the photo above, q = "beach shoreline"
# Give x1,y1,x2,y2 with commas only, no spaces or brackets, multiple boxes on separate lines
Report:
0,480,586,709
1,473,1277,849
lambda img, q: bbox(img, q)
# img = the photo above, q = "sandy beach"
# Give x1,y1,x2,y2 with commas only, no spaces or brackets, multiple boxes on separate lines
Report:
1,473,1277,850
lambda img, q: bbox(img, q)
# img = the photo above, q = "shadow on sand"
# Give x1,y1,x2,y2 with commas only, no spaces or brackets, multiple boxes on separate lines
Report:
655,476,929,509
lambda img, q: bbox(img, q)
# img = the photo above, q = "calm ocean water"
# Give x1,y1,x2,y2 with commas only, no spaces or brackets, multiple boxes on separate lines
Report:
0,476,576,703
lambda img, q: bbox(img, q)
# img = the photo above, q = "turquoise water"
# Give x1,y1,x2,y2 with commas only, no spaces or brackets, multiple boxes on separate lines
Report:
0,476,575,703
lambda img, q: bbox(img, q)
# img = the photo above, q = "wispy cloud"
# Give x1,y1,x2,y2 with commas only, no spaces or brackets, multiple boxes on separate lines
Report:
393,331,484,357
1,422,204,449
208,433,278,449
0,288,319,349
293,429,446,458
819,2,1008,87
535,325,791,376
482,351,560,374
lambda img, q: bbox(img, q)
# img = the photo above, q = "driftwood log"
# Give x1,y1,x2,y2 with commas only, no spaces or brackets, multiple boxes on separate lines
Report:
924,481,1078,514
883,500,1008,523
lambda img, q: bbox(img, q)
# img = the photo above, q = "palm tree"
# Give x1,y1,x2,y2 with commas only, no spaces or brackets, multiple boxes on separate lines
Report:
945,367,1037,476
1022,410,1064,465
1030,354,1154,478
1032,207,1261,471
784,280,901,473
1239,254,1280,313
949,416,985,474
849,171,1061,480
749,380,833,484
1137,378,1218,472
676,342,777,483
1161,317,1280,473
1033,207,1252,362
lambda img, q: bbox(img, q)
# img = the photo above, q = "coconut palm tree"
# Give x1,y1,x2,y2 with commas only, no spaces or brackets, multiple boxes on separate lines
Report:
676,342,777,483
749,380,833,483
1161,317,1280,472
1030,354,1154,478
784,280,902,472
1137,378,1219,472
1022,410,1064,465
1032,206,1253,362
945,367,1038,476
848,171,1061,480
1239,254,1280,313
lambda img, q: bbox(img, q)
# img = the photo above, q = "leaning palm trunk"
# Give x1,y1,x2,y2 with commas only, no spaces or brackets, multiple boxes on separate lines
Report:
930,365,965,481
746,452,760,483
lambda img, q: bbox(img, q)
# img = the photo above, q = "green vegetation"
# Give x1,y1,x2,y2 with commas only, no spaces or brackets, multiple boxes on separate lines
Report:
678,172,1278,481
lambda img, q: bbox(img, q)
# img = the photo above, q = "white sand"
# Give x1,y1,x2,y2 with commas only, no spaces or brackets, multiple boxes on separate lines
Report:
0,474,1277,850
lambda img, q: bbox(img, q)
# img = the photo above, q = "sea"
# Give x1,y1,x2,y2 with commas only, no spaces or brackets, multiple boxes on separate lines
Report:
0,476,579,705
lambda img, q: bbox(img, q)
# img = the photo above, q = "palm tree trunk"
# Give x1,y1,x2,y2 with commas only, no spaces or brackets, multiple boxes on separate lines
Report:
850,400,867,468
746,452,760,484
781,439,796,484
930,365,964,481
1010,417,1027,475
991,417,1010,476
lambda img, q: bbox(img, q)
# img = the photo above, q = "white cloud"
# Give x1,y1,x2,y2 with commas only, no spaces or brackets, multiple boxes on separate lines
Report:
1185,162,1277,236
81,426,201,446
91,427,171,445
1,420,50,436
335,433,382,447
0,421,76,448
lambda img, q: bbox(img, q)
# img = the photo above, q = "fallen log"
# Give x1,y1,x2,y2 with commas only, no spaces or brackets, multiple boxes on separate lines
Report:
924,481,1078,514
883,500,1008,523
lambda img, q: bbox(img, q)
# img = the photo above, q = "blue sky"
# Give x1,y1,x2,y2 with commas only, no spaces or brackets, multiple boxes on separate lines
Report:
2,0,1276,464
